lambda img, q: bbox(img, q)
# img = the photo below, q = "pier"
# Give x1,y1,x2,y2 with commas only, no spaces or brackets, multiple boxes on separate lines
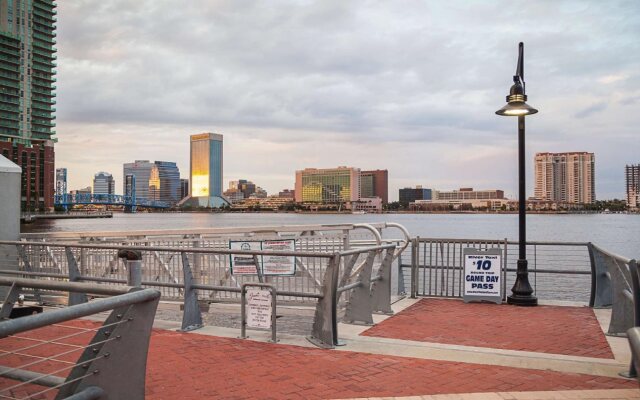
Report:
0,222,638,399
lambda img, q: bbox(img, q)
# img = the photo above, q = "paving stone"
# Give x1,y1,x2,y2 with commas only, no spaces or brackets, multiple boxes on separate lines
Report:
361,298,614,359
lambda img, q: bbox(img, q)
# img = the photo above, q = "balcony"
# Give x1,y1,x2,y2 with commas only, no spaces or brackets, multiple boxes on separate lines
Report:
0,78,20,89
0,54,19,65
0,120,19,129
31,102,54,112
31,86,53,96
33,73,56,83
0,97,19,106
1,113,20,121
31,96,55,105
32,24,55,38
32,47,56,59
32,33,55,45
31,110,54,119
31,63,56,74
0,104,19,113
31,119,56,127
32,56,56,67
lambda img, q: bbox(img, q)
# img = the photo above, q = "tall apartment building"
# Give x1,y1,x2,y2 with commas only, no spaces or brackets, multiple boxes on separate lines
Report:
360,169,388,204
534,152,595,204
0,0,57,210
93,171,115,195
626,164,640,209
399,186,432,206
295,167,361,204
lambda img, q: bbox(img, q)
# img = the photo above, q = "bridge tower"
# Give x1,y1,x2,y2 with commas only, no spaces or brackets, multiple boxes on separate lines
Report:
124,174,137,213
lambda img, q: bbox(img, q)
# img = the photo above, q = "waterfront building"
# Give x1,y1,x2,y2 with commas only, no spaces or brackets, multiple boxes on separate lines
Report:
55,168,67,196
0,0,57,211
626,164,640,209
399,186,432,207
123,160,154,200
354,197,383,213
294,167,361,206
93,172,115,195
433,188,505,201
534,152,595,204
70,186,91,196
180,179,189,200
153,161,180,204
179,133,228,208
360,170,388,204
278,189,295,199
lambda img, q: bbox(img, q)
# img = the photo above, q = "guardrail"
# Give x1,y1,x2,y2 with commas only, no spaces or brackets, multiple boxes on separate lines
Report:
0,279,160,399
0,238,400,349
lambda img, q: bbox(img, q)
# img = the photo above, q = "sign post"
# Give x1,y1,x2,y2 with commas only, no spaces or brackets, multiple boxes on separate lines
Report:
463,248,503,304
240,283,277,342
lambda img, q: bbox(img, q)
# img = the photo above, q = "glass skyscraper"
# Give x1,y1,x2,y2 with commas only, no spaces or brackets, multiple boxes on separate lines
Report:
180,133,228,208
0,0,57,210
154,161,180,204
93,171,115,195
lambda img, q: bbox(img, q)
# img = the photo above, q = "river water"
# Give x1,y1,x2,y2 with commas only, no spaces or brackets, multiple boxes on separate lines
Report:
22,212,639,257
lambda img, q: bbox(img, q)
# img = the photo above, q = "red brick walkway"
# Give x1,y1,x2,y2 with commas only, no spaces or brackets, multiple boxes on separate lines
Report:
0,318,631,400
145,330,632,400
362,298,614,358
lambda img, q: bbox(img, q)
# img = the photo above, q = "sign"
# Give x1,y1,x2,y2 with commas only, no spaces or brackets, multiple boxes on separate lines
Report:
463,248,502,304
246,288,272,329
229,241,262,275
261,240,296,276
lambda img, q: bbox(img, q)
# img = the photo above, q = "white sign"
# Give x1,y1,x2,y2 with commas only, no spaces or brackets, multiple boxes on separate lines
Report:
246,288,272,329
463,248,502,304
229,241,262,275
262,240,296,276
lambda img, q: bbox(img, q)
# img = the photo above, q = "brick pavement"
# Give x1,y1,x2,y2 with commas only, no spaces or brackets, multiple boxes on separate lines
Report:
362,298,614,358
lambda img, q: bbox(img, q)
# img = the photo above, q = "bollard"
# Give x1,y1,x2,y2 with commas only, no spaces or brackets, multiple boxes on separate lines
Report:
117,249,143,287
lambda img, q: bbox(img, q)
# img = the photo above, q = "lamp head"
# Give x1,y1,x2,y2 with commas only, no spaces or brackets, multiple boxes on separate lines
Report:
496,43,538,116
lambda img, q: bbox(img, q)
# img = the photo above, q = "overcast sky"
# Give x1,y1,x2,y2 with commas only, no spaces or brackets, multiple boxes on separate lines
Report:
55,0,640,201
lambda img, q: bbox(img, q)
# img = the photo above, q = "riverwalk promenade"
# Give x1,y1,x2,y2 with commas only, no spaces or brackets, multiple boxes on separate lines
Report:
4,296,636,399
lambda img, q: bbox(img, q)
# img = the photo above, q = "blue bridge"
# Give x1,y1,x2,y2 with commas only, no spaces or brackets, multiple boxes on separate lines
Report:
54,193,170,213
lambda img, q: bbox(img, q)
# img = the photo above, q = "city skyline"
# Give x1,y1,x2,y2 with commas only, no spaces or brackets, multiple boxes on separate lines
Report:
52,1,639,201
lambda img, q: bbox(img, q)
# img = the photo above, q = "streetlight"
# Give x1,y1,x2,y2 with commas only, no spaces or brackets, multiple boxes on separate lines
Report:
496,42,538,306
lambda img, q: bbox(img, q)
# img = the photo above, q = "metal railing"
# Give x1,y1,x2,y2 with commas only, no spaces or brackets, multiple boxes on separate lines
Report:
0,235,402,349
0,279,160,399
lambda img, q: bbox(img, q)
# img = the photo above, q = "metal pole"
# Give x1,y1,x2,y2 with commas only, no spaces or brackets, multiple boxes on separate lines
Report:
507,115,537,306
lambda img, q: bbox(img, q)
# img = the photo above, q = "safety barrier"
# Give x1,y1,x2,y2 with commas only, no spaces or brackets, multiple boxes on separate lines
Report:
0,278,160,399
0,238,400,349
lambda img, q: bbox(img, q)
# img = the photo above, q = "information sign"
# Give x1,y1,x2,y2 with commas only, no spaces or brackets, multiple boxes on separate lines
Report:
463,248,503,304
262,240,296,276
246,288,272,329
229,241,262,275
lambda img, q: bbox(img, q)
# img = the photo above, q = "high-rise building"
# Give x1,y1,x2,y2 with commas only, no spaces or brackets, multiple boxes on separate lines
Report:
294,167,361,204
123,160,154,200
360,170,388,204
626,164,640,210
534,152,595,204
434,188,505,201
190,133,223,197
153,161,180,204
399,186,432,206
180,178,189,200
179,133,228,208
55,168,67,196
93,172,115,195
0,1,57,211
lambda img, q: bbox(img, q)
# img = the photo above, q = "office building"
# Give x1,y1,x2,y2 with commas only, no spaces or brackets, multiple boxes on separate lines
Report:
55,168,67,196
434,188,505,201
123,160,154,200
180,178,189,200
93,172,115,195
534,152,595,204
278,189,295,199
179,133,228,208
153,161,180,204
360,170,388,204
0,1,57,210
295,167,361,204
626,164,640,209
399,186,432,206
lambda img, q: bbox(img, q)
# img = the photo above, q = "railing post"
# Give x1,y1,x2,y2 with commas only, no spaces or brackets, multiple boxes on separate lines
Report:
309,254,340,349
0,283,22,319
343,250,375,325
371,248,395,315
396,245,406,295
589,242,612,308
15,245,42,305
117,249,142,287
66,247,87,306
410,237,418,298
180,252,204,332
622,260,640,378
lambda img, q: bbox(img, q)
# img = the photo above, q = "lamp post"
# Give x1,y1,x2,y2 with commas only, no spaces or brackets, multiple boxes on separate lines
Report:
496,42,538,306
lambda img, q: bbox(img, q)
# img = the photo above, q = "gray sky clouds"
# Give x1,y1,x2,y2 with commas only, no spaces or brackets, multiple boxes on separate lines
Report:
55,0,640,200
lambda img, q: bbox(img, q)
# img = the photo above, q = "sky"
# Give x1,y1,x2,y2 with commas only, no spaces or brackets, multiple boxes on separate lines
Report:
55,0,640,201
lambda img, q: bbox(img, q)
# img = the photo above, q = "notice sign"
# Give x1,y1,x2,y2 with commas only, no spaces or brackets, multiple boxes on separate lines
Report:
463,248,502,304
262,240,296,276
246,288,272,329
229,241,262,275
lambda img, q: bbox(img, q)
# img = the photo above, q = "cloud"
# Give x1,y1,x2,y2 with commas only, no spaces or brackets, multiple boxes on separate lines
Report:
54,0,640,200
